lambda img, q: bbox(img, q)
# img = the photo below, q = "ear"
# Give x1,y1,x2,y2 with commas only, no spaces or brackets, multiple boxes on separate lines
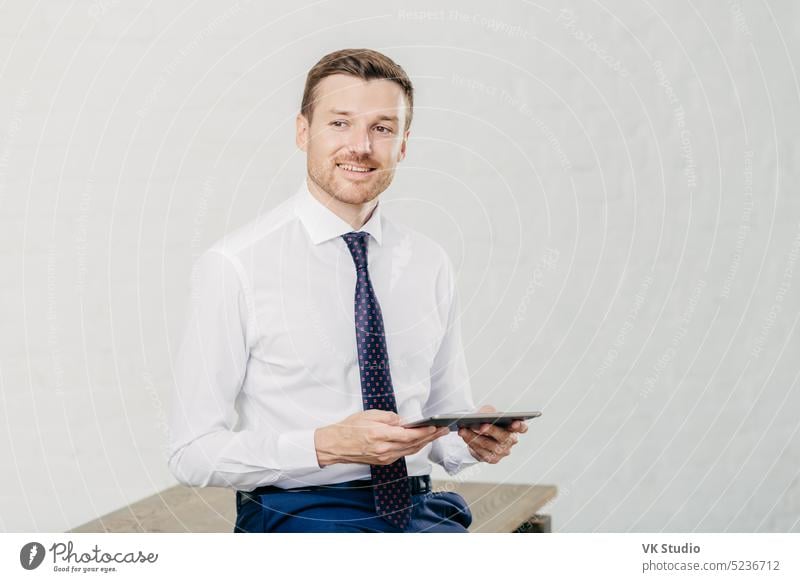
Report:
295,113,309,152
397,129,410,162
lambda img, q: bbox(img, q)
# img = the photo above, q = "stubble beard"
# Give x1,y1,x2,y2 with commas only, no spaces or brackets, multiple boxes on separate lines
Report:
307,157,394,206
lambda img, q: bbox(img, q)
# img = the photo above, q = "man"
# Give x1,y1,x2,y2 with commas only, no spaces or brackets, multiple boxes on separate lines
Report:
168,48,528,533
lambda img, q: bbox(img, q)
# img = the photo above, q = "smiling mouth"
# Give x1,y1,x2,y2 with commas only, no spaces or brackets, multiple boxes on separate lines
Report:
336,163,376,174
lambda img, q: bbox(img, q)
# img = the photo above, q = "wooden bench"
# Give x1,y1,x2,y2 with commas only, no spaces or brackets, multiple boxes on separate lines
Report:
71,481,556,533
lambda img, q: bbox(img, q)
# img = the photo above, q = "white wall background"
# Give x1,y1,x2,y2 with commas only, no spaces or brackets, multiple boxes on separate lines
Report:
1,0,799,532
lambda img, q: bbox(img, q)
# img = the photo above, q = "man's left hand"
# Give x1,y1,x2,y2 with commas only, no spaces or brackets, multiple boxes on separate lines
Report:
457,405,528,464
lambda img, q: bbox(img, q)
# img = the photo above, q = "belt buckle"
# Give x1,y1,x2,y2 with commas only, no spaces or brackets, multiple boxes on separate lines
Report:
412,475,431,495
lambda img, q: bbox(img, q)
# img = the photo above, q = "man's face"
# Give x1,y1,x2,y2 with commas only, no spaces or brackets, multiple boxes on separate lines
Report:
296,73,409,205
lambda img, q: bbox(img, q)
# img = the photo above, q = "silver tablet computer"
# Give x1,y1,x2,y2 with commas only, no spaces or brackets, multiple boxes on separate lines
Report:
402,411,541,430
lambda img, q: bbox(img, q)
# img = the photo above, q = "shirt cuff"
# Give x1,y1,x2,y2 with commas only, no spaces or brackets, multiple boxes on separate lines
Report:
440,433,482,475
277,429,322,473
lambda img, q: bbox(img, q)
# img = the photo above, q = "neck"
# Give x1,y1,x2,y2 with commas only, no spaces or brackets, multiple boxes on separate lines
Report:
306,175,378,230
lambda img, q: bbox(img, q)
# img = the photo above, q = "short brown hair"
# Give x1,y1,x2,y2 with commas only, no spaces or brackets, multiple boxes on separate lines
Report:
301,48,414,131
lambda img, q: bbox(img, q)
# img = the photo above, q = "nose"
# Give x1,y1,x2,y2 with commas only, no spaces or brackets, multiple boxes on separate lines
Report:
345,123,373,157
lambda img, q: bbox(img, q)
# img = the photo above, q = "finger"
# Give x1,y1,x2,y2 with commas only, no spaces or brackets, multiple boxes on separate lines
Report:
476,439,511,462
509,421,528,433
423,427,451,444
394,432,445,457
433,426,451,439
374,436,439,463
483,423,522,442
466,445,484,462
459,426,482,444
460,429,515,454
470,423,509,441
458,429,496,452
390,425,450,446
475,433,509,454
383,425,440,443
361,410,400,426
411,426,450,446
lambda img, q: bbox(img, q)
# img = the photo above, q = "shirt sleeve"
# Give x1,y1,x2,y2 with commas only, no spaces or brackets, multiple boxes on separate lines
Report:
425,253,482,475
167,249,322,490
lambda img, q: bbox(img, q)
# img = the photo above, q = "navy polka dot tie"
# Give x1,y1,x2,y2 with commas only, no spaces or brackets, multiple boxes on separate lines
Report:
342,231,412,530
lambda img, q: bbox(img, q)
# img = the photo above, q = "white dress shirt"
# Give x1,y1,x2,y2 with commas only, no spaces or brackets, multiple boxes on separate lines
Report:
168,179,480,491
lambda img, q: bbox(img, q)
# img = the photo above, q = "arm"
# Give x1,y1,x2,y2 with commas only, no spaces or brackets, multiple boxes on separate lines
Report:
167,250,321,489
425,253,482,475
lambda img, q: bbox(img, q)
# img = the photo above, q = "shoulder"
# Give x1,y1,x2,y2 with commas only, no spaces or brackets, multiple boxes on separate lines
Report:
190,193,299,292
207,195,298,260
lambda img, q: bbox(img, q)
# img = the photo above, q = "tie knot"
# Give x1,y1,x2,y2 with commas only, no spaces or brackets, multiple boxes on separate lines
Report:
342,231,369,271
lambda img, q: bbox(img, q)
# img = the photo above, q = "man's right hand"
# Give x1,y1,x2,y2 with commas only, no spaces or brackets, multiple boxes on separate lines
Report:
314,409,449,467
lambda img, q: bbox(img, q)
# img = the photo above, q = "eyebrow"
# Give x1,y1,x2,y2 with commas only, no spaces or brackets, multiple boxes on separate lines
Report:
328,109,399,123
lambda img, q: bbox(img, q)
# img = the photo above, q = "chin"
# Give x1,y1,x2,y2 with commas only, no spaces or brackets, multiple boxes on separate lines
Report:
330,181,381,204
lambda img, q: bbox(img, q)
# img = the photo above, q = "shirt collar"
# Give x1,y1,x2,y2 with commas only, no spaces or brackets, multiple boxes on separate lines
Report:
294,179,383,246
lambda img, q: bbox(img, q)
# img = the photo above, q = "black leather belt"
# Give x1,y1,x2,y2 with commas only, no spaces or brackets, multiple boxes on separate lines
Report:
237,475,431,507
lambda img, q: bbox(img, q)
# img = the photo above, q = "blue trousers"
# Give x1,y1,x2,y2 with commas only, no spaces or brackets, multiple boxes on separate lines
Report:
233,484,473,533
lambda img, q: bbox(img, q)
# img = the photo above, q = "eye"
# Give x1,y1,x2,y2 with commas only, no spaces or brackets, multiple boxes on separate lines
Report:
374,125,393,134
330,120,348,128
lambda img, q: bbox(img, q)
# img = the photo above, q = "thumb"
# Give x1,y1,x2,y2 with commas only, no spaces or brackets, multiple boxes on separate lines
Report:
476,404,497,413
